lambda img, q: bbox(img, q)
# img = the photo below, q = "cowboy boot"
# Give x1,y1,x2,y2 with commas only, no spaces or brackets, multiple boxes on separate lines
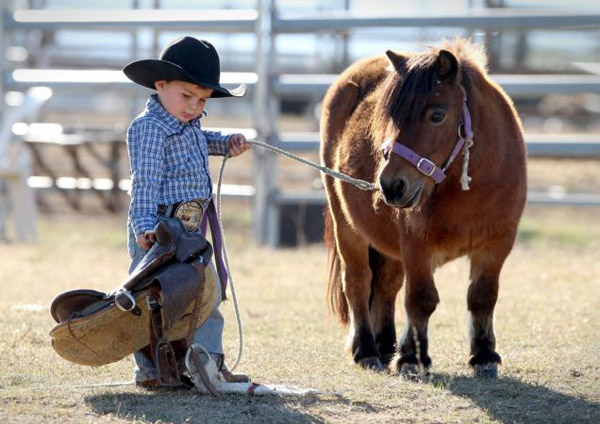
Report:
219,356,251,383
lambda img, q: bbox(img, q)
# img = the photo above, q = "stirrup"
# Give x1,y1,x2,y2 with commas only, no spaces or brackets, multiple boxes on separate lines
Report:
184,344,222,395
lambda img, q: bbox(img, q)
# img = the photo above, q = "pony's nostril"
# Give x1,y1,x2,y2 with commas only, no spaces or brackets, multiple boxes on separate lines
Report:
392,179,406,197
380,177,408,202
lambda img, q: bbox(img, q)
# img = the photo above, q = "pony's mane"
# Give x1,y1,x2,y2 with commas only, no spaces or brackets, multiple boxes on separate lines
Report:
372,38,488,141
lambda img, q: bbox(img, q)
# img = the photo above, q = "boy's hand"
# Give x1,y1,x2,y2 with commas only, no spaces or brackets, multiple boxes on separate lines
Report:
228,133,251,157
136,231,156,250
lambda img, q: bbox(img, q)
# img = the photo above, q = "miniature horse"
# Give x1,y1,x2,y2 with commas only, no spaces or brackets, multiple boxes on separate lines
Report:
320,39,526,377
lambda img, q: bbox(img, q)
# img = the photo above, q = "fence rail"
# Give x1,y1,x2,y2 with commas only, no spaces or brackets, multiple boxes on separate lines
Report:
275,132,600,158
274,74,600,97
272,190,600,208
4,9,258,31
4,69,258,91
273,10,600,32
7,70,600,98
8,8,599,32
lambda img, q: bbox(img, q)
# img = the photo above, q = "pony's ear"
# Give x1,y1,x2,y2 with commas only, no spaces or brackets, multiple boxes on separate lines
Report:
385,50,407,74
436,49,459,82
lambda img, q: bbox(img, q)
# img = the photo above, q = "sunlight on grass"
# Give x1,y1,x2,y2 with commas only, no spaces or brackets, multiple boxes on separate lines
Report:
1,206,599,423
517,207,600,247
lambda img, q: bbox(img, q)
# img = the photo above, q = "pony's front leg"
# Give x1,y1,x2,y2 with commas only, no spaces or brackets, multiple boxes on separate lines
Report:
336,229,382,370
342,261,383,370
391,263,439,377
369,252,404,366
467,244,511,378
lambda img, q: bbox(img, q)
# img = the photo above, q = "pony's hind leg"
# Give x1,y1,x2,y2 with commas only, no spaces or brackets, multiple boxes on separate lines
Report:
368,248,404,366
467,243,512,378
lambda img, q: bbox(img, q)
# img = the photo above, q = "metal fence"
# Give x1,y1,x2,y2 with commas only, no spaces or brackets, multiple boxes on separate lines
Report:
1,0,600,245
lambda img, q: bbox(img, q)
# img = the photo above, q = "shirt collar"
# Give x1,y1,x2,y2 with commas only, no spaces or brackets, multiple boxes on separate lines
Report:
145,94,203,133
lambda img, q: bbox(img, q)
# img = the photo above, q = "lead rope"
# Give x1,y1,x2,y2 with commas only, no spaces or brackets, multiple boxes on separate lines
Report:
216,140,376,371
246,140,376,191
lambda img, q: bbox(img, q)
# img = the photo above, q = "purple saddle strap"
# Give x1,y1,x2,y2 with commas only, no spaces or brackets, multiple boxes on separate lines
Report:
200,198,228,301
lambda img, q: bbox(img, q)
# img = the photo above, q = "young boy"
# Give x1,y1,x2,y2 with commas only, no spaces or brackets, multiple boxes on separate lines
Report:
123,36,251,388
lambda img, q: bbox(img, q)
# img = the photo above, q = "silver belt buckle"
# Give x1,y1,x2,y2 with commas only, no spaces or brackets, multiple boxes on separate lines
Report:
174,200,204,232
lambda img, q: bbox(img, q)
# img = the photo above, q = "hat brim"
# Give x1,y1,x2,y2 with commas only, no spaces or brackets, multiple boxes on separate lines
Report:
123,59,246,98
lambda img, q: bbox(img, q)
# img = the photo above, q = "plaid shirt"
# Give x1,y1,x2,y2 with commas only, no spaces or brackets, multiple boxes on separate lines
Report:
127,94,230,236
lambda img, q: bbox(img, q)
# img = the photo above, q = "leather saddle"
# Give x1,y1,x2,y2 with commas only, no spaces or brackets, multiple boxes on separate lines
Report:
49,218,216,383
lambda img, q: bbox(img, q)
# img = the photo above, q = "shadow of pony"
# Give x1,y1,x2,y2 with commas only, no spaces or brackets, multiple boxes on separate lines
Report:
429,373,600,424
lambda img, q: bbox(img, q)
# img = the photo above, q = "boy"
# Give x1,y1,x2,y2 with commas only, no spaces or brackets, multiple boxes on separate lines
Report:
123,36,250,388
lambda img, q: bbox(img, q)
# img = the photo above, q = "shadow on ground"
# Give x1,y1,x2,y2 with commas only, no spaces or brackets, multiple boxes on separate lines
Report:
430,373,600,424
85,390,332,424
84,374,600,424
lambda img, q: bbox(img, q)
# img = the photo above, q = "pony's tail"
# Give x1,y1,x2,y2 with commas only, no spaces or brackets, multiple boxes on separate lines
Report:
324,207,349,325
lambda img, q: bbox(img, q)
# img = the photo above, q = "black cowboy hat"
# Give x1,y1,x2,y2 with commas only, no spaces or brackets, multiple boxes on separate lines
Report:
123,37,245,98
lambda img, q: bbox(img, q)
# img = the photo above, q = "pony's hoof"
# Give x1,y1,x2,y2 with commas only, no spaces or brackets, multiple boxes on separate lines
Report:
400,363,420,378
389,355,429,380
357,356,383,371
399,363,429,381
473,363,498,379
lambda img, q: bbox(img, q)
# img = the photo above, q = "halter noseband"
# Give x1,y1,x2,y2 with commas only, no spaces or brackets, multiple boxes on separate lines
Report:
381,86,473,185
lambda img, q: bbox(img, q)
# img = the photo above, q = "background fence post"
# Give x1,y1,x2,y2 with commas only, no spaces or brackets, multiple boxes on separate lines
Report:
253,0,279,246
0,0,5,240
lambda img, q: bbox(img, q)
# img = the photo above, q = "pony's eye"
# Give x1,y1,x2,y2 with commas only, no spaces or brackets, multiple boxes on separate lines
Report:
430,110,446,124
382,149,390,161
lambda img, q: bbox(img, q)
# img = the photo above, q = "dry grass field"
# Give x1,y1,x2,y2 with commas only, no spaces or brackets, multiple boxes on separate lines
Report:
0,200,599,423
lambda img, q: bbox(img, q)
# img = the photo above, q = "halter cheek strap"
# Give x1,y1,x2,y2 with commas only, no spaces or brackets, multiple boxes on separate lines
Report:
381,86,473,185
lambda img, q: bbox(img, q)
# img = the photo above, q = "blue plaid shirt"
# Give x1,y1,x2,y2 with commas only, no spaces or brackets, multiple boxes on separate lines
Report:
127,94,230,236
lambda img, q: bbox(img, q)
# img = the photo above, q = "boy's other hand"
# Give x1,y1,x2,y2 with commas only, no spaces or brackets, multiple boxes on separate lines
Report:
228,133,251,157
136,231,156,250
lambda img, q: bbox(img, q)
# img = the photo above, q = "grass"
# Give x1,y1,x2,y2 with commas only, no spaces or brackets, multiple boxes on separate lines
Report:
0,203,599,424
517,207,600,247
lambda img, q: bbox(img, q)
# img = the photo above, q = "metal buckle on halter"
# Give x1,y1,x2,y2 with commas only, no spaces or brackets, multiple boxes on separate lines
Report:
416,158,436,177
114,289,136,312
174,200,204,232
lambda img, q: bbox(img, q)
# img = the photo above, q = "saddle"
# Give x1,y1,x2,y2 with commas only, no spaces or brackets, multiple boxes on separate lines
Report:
49,218,217,386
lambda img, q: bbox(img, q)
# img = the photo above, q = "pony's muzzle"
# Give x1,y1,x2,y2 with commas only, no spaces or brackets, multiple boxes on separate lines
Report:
379,175,423,208
380,175,406,204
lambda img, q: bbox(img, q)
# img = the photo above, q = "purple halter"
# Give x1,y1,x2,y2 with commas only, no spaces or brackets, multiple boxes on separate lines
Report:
381,86,473,184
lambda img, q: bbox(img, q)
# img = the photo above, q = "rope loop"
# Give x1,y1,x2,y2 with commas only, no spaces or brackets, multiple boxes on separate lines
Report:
216,140,377,371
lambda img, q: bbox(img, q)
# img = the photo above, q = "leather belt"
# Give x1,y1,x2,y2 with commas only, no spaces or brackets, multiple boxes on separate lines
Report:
158,200,205,232
157,204,176,217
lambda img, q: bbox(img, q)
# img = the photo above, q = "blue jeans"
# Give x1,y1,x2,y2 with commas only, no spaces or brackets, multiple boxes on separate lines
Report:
127,216,224,382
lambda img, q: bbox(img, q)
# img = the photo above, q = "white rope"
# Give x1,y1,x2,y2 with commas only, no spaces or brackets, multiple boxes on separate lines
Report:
215,140,376,372
460,135,474,191
216,153,244,371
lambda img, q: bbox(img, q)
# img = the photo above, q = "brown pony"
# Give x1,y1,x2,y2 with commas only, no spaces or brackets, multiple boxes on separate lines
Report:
320,39,526,377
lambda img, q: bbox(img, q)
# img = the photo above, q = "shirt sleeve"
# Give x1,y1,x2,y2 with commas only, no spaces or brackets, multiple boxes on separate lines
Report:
204,129,231,156
127,120,166,236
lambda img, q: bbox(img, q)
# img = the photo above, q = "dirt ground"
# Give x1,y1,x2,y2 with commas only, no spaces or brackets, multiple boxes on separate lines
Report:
0,200,599,423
